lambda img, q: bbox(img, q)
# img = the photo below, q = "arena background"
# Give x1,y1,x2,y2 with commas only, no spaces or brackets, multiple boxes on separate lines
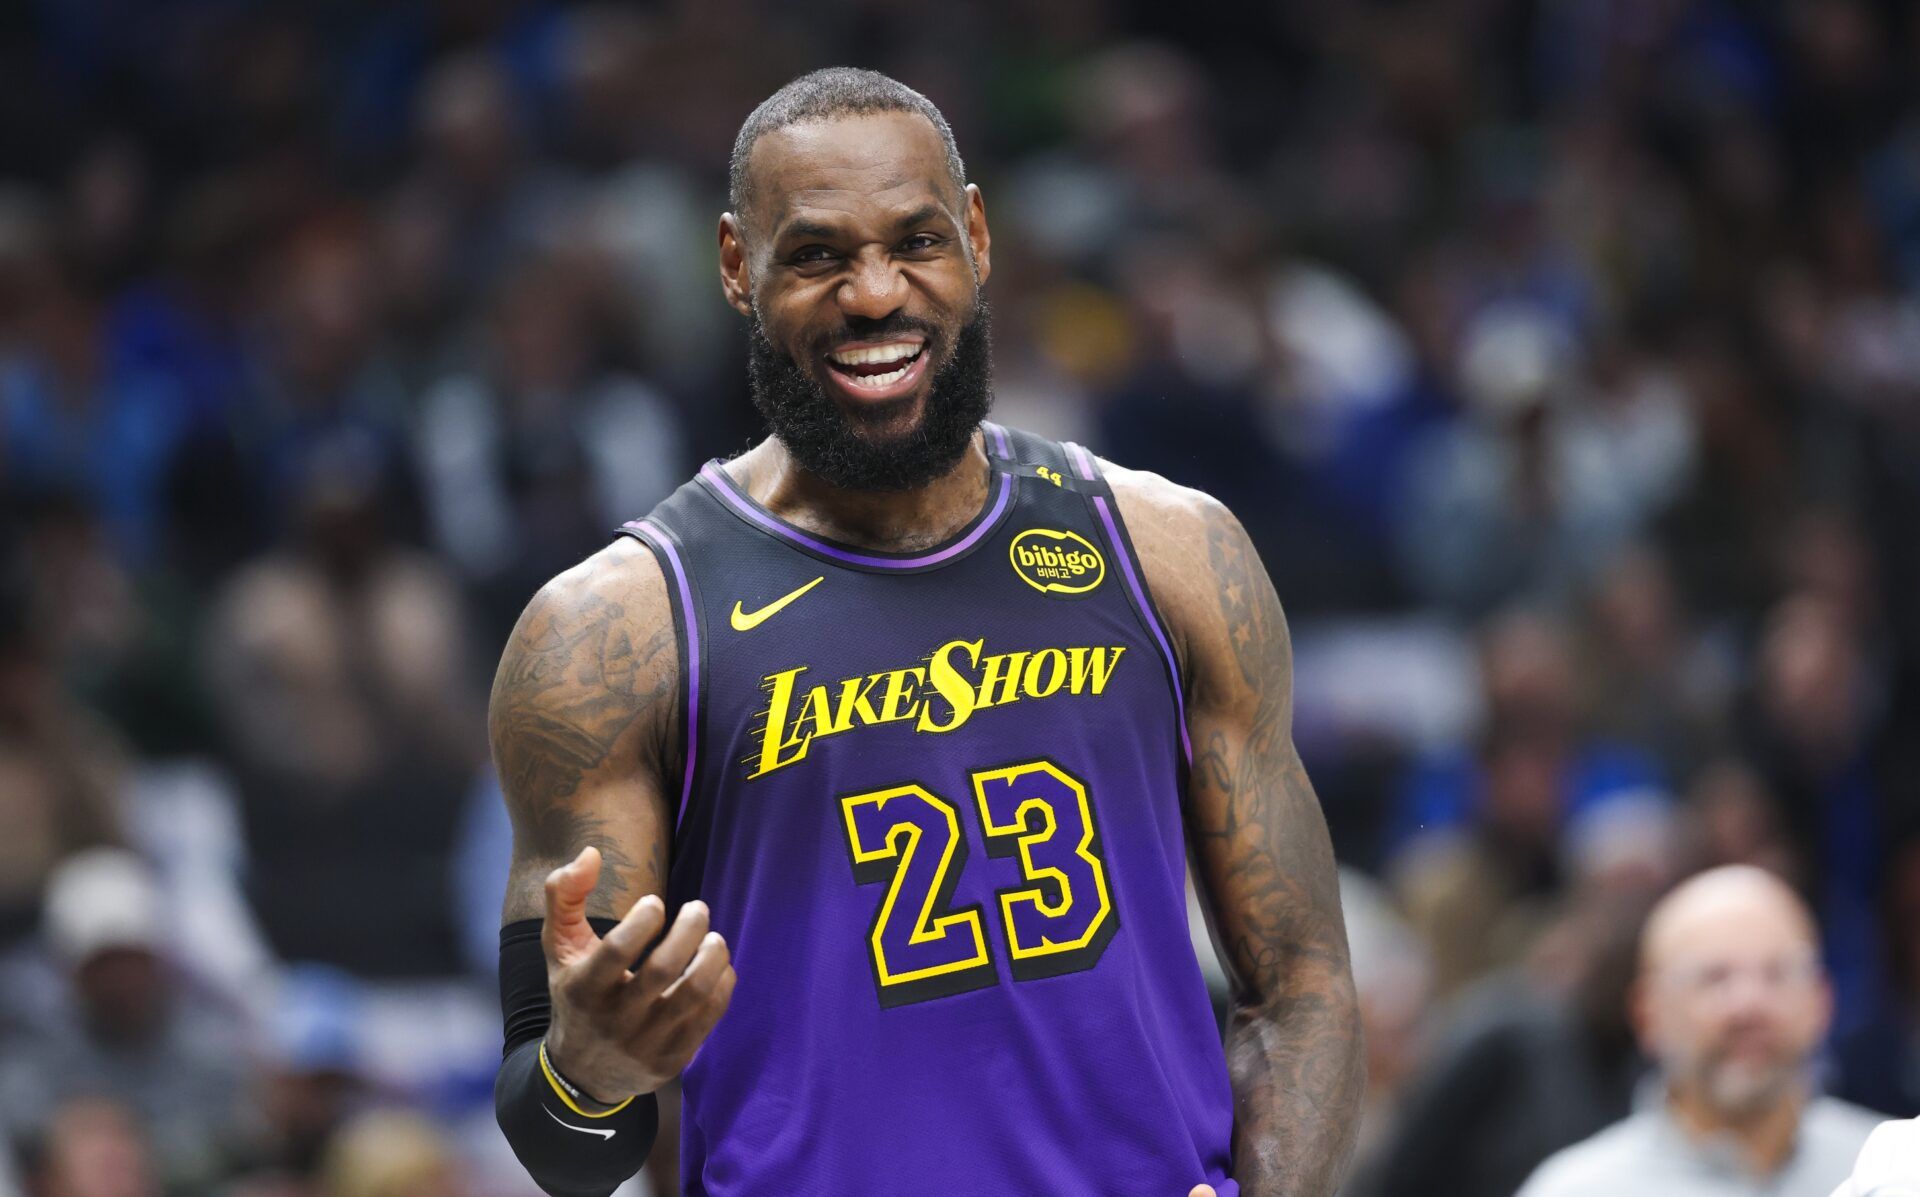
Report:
1,1,1918,1194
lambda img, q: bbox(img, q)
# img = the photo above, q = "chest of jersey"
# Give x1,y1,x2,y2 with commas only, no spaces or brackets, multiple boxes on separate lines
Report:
620,426,1232,1196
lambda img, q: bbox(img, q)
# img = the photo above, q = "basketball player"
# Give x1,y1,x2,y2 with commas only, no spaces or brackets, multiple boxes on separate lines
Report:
490,69,1362,1197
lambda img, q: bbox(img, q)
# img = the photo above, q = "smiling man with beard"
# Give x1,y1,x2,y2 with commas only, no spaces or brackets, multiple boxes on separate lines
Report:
1518,866,1882,1197
486,68,1361,1197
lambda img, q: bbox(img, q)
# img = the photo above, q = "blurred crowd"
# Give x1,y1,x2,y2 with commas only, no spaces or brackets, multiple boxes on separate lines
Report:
1,0,1918,1195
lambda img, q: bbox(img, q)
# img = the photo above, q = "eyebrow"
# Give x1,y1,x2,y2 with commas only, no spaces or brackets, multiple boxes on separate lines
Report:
773,203,950,246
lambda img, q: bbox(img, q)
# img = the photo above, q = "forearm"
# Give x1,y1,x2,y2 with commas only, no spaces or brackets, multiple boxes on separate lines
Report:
496,1037,658,1197
1106,482,1367,1194
1224,967,1364,1197
497,918,659,1197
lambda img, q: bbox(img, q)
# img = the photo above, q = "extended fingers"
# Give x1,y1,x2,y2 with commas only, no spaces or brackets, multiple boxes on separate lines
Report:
661,931,732,1007
675,959,736,1058
653,933,735,1063
578,893,667,987
631,900,711,996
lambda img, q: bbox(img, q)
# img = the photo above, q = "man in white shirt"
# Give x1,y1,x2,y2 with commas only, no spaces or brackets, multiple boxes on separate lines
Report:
1517,866,1881,1197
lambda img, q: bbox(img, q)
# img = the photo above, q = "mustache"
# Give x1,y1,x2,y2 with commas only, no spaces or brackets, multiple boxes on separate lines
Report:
807,313,944,358
745,298,993,493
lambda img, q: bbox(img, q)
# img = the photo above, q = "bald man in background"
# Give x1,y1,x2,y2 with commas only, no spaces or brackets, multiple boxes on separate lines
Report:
1517,866,1882,1197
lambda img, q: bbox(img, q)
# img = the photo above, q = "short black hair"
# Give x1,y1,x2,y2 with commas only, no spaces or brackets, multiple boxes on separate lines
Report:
728,67,967,224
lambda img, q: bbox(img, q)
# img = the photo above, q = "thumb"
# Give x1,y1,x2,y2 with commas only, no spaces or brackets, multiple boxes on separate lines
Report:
542,846,602,964
1189,1187,1218,1197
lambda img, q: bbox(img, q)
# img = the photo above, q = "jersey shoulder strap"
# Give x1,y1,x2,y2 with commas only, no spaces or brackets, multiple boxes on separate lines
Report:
1017,426,1194,770
985,423,1113,496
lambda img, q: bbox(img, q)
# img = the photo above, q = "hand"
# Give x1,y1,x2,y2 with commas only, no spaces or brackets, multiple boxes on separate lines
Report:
1189,1187,1218,1197
540,846,737,1104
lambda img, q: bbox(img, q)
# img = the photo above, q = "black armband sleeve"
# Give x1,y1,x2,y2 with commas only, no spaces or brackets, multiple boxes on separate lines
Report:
495,919,657,1197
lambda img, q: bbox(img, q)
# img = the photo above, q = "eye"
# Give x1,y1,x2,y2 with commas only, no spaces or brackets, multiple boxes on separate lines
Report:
899,233,944,253
790,245,837,265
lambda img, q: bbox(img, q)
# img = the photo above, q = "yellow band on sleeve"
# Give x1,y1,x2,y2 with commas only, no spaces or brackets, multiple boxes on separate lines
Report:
538,1041,635,1118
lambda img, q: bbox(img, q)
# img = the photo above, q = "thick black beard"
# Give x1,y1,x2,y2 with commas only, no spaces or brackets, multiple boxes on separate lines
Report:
746,300,993,492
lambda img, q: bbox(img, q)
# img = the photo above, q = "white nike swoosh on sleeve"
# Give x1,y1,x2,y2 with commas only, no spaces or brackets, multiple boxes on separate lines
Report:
545,1106,617,1141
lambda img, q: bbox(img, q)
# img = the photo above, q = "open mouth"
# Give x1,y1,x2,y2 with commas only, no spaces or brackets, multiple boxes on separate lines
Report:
824,338,931,400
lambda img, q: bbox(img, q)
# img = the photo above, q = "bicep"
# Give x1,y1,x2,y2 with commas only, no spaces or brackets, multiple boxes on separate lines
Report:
1141,494,1347,1002
490,541,680,923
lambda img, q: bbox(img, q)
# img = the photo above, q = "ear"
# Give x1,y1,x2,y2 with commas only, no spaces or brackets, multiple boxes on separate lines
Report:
963,184,991,287
1811,972,1835,1039
718,213,754,318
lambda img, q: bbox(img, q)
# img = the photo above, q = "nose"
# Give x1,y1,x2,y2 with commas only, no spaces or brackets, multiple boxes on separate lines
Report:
836,248,907,321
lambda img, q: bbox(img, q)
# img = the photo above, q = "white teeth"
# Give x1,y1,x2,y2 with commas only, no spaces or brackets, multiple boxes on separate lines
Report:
830,342,922,366
847,362,912,388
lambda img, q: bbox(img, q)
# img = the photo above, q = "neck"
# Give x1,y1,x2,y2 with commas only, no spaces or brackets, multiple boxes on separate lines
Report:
1665,1079,1807,1177
729,430,991,553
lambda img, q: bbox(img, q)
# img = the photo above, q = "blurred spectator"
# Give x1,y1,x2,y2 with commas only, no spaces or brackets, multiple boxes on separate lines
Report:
0,567,123,949
1834,833,1920,1119
1397,304,1693,617
0,851,245,1193
1581,546,1734,779
1515,866,1880,1197
0,210,191,566
414,252,684,644
1681,759,1801,883
13,491,221,759
1391,609,1663,997
1744,592,1890,1030
241,210,415,538
203,447,476,976
1653,332,1795,623
18,1096,161,1197
1393,723,1575,999
223,968,370,1188
1095,229,1296,576
318,1110,467,1197
1337,870,1434,1190
391,52,576,302
1364,818,1669,1197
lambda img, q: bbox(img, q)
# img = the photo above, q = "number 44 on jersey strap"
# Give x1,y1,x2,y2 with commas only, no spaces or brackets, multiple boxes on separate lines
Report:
839,757,1118,1008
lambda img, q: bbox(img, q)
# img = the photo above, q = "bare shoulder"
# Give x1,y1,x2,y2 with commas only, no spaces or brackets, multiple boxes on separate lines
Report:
489,536,679,801
489,536,682,921
1096,458,1266,684
1098,458,1224,562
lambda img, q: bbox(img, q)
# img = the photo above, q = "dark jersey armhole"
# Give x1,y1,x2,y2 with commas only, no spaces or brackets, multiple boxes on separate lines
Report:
614,519,705,837
1059,443,1194,773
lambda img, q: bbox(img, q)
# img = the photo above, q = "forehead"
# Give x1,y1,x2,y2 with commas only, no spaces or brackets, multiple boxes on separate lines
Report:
1644,882,1815,972
745,111,957,234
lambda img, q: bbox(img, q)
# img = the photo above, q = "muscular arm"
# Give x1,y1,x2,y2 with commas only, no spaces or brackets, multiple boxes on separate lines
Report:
1109,467,1364,1197
491,535,678,926
490,539,729,1197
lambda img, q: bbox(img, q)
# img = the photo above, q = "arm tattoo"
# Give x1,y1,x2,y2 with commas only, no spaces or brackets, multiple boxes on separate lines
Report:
491,564,677,917
1190,505,1363,1197
491,592,671,800
520,805,653,912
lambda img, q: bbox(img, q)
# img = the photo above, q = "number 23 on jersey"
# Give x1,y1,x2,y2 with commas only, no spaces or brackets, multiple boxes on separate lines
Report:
839,757,1118,1008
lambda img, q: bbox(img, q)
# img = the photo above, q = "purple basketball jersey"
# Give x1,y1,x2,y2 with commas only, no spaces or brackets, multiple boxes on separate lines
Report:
619,425,1236,1196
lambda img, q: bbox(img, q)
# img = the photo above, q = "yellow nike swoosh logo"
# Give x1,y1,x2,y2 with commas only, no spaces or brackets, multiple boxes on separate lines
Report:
730,576,825,632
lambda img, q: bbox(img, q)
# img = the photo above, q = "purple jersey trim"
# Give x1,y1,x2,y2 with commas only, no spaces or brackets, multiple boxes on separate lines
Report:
698,461,1014,570
985,422,1011,458
624,519,700,825
1065,443,1193,766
